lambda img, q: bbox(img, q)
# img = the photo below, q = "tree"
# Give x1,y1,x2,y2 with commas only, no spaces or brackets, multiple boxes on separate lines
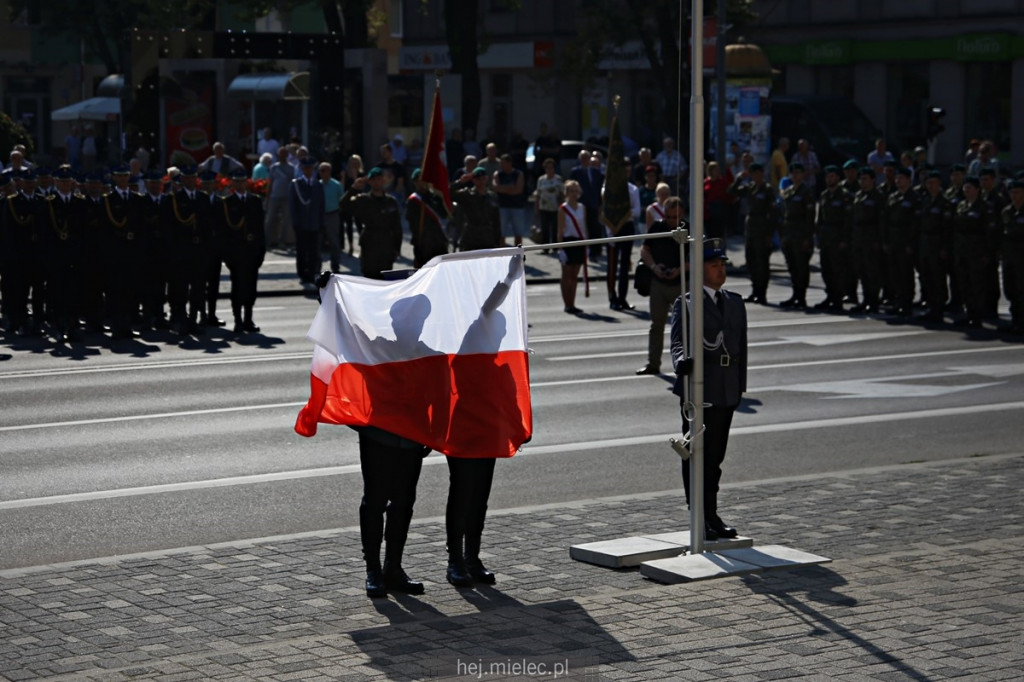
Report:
0,112,34,157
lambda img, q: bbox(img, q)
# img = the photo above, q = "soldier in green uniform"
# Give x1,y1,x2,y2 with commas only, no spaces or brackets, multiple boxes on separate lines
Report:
841,159,860,195
406,168,450,268
918,170,954,323
342,166,403,279
452,167,501,252
979,168,1007,318
727,162,776,304
815,165,852,312
999,179,1024,335
221,168,266,332
944,164,967,315
850,168,886,314
952,176,996,328
779,162,815,308
884,167,922,317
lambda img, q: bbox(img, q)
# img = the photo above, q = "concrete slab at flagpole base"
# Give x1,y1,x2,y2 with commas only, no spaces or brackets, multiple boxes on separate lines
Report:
640,552,761,583
570,537,684,568
716,545,831,570
644,530,753,551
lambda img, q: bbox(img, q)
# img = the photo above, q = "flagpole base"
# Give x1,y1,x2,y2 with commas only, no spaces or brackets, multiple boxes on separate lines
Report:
640,545,831,584
569,532,752,569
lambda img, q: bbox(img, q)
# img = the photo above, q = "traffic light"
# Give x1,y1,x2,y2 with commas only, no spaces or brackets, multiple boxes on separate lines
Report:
926,106,946,141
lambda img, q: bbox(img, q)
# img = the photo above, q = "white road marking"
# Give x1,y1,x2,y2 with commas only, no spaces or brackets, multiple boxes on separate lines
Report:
3,400,1022,511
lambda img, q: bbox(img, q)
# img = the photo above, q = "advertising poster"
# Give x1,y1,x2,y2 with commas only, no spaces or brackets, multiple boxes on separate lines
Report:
710,81,772,166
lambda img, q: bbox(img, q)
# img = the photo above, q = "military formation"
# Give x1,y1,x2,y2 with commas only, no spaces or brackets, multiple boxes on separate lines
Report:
730,160,1024,336
0,164,266,345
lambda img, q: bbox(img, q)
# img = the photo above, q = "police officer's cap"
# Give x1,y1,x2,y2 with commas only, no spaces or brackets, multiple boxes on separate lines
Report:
52,167,75,180
110,163,130,175
410,168,422,180
229,167,248,180
979,167,996,177
896,166,912,178
178,165,197,177
824,164,840,175
199,170,218,182
859,167,876,178
36,166,53,177
85,170,105,183
703,238,730,263
963,175,981,188
843,159,858,170
926,169,943,180
299,157,318,167
18,169,36,181
471,166,489,177
748,162,764,173
366,166,384,179
1010,179,1024,191
789,162,804,172
951,163,966,173
143,169,163,182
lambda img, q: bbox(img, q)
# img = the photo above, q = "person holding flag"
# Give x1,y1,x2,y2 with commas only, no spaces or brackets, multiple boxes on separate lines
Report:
601,98,642,311
341,167,402,279
406,168,449,268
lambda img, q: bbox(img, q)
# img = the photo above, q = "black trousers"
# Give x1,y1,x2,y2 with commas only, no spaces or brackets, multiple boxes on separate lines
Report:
681,404,735,517
445,456,496,558
358,437,424,570
606,222,635,303
295,229,321,283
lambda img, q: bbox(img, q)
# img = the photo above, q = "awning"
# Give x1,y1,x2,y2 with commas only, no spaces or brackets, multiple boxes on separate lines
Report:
226,72,310,101
51,97,121,122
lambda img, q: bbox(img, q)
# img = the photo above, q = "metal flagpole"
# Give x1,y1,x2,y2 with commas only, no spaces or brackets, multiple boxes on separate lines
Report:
688,0,707,556
516,229,684,253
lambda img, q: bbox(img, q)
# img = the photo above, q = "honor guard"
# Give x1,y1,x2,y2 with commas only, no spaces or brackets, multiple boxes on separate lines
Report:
198,169,226,327
140,170,170,330
5,170,45,336
850,168,887,314
164,166,211,335
106,164,145,338
728,162,777,305
779,162,816,308
221,168,266,332
406,168,450,268
41,166,83,343
815,165,853,311
452,167,502,252
918,170,954,323
840,159,860,195
952,176,997,328
999,180,1024,335
342,166,402,279
979,168,1007,318
884,167,922,317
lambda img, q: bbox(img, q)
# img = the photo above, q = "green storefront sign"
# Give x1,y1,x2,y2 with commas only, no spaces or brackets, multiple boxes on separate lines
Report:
804,40,851,65
765,32,1019,65
953,33,1010,61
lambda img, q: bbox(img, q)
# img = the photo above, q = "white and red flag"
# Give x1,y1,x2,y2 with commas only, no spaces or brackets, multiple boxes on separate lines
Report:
295,250,531,459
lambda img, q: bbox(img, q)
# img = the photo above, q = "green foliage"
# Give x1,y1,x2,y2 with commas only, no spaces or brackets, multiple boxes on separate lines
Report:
0,111,35,156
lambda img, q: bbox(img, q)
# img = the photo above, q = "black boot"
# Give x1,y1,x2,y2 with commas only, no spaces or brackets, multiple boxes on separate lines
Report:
464,534,495,584
382,515,424,595
242,305,259,333
446,553,473,588
232,305,243,333
360,507,386,598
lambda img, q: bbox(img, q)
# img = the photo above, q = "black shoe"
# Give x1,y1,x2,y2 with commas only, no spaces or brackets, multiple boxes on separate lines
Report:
113,329,140,340
446,560,474,588
365,568,387,598
920,310,944,323
564,306,583,315
849,303,867,314
207,315,226,327
609,300,623,311
383,567,424,595
708,516,738,539
242,320,260,333
619,299,636,311
779,297,797,308
754,295,768,305
863,304,879,314
827,301,844,312
635,364,659,376
185,321,205,336
813,299,832,310
792,299,807,310
233,322,244,333
67,328,84,342
465,557,496,585
744,293,758,303
703,523,720,541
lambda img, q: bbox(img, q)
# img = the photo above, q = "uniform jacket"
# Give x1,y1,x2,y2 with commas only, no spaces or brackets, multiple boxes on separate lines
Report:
669,288,748,408
290,176,325,233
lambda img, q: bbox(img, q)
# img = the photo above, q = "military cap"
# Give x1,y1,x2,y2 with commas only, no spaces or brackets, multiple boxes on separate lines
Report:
366,166,384,179
1010,179,1024,191
859,167,876,178
17,169,36,180
748,162,764,173
926,170,943,180
178,165,197,177
963,175,981,188
951,163,966,173
896,166,912,178
52,167,75,180
410,168,422,180
472,166,489,177
703,238,730,263
789,162,804,172
84,170,105,183
979,167,996,177
229,167,248,180
843,159,858,170
198,170,218,182
143,169,164,181
110,163,131,175
823,164,840,175
35,166,53,177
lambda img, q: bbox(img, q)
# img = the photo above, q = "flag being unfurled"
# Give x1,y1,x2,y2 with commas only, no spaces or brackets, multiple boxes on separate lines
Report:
421,86,452,215
295,250,531,459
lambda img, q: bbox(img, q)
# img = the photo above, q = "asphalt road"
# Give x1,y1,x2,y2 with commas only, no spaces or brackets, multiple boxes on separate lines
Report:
2,280,1022,570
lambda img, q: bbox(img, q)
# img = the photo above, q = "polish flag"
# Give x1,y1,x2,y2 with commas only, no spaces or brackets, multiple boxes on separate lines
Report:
295,250,531,459
421,86,452,214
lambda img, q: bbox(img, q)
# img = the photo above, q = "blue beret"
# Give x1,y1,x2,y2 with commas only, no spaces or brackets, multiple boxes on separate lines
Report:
843,159,858,170
367,166,384,179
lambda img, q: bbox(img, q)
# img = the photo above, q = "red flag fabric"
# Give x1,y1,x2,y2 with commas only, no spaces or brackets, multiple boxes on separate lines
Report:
295,250,532,459
421,87,452,214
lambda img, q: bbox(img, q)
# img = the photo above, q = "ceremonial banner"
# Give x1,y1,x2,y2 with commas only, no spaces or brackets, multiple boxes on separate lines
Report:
295,250,531,458
421,86,452,214
601,101,631,235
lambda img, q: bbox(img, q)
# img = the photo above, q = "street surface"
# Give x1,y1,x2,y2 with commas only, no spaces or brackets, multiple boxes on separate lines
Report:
2,257,1022,571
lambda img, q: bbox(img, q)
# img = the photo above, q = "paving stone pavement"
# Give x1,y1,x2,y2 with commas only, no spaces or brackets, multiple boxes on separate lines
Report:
2,453,1022,681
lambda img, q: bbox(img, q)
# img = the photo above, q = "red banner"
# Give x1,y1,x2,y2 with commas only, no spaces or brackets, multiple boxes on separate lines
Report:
420,87,451,214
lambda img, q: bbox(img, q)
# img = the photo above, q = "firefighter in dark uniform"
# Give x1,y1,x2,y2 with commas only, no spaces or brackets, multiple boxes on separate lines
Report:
40,167,83,343
918,170,954,323
727,162,776,304
815,165,852,312
406,168,450,268
140,170,169,330
850,167,886,314
999,179,1024,335
979,167,1007,318
884,167,922,317
952,176,996,328
5,170,45,336
74,170,107,333
453,167,502,252
164,166,211,335
105,164,145,338
779,162,815,308
341,166,402,279
199,170,226,327
221,168,266,332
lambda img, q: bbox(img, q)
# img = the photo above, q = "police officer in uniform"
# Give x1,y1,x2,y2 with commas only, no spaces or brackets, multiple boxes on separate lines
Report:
670,238,748,540
453,167,501,252
105,164,145,338
221,168,266,332
727,162,776,304
342,166,403,279
5,170,45,336
918,170,954,323
952,176,996,328
884,167,922,317
406,167,449,268
815,165,852,312
165,166,210,335
779,163,815,308
850,168,886,314
999,179,1024,335
40,166,83,343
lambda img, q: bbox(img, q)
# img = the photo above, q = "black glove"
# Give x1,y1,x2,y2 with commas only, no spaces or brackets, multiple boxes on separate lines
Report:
675,358,694,376
315,270,332,303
